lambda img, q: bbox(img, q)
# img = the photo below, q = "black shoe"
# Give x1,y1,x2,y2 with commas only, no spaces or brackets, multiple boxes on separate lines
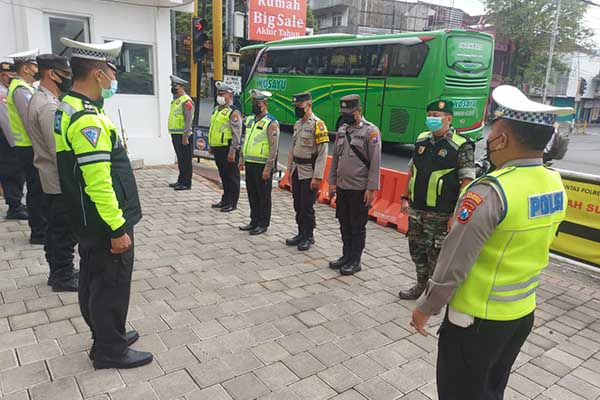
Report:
29,236,45,245
93,348,153,369
239,224,257,232
285,234,303,246
212,201,226,209
329,256,350,270
221,205,236,212
250,226,268,235
168,182,180,188
340,261,361,275
52,276,79,292
398,281,427,300
89,330,140,361
48,270,80,286
297,237,315,251
174,184,191,191
6,208,28,220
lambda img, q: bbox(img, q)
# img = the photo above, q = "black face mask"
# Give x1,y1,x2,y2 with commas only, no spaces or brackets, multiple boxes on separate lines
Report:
53,74,72,93
340,113,356,126
171,86,179,95
294,106,306,118
33,71,42,81
252,103,262,115
484,135,503,168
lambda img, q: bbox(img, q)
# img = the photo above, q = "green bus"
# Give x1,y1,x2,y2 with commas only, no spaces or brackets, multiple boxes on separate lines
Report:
240,30,494,143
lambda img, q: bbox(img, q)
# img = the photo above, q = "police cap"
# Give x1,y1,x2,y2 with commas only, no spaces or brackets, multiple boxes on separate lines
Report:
250,89,272,101
36,54,70,71
7,49,39,65
292,92,311,104
170,75,188,86
426,99,453,114
0,62,15,72
215,81,234,93
339,94,360,113
60,38,122,71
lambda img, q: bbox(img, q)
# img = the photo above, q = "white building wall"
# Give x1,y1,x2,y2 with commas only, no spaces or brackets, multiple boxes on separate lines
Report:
0,0,180,165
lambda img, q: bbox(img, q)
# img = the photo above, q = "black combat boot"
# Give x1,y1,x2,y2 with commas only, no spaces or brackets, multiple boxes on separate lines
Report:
398,276,429,300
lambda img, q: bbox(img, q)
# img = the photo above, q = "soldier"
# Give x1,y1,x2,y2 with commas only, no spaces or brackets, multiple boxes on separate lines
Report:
0,61,27,220
55,37,151,369
26,54,78,292
411,85,570,399
239,89,279,235
398,99,475,300
328,95,381,275
167,75,194,191
208,81,242,212
6,49,48,243
285,92,329,251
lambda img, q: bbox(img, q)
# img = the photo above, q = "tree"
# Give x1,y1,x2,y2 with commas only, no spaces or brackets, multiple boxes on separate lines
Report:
485,0,592,88
307,5,317,32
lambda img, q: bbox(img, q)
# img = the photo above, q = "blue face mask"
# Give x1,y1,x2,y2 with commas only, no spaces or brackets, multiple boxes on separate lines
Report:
425,116,444,132
99,71,118,99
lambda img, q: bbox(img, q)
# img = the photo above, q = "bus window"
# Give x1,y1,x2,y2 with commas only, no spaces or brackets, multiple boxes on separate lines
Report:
328,46,366,76
241,48,259,84
385,43,429,77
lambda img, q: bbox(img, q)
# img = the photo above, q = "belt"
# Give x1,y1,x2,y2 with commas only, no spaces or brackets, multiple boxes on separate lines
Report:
294,155,317,165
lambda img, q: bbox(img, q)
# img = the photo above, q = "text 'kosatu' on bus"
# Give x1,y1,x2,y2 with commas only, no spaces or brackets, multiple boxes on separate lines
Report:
240,29,494,144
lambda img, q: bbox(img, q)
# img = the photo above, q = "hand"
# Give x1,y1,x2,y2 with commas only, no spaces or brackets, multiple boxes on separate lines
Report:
238,159,244,171
208,148,213,155
182,135,190,146
262,168,271,181
410,308,431,337
310,178,321,191
401,198,410,213
110,233,131,254
364,190,375,206
227,152,235,163
329,184,336,198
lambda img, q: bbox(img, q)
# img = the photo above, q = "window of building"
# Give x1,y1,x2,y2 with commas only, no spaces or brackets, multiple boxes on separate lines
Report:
333,15,343,26
47,14,90,57
111,42,155,95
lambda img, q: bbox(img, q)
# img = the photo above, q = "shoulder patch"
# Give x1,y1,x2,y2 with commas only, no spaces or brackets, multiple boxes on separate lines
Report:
185,100,193,111
369,130,379,144
83,102,96,113
456,191,485,224
53,112,62,134
529,191,564,219
315,120,329,144
231,112,239,122
81,127,101,148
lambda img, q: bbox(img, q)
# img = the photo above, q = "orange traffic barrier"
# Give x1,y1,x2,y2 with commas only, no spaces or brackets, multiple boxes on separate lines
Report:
369,167,409,234
278,168,292,191
317,156,333,204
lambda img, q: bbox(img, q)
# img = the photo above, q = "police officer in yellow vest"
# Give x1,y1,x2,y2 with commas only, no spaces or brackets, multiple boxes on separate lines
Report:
55,37,151,369
410,85,570,400
208,81,242,212
6,49,48,244
168,75,194,190
239,89,279,235
399,100,475,300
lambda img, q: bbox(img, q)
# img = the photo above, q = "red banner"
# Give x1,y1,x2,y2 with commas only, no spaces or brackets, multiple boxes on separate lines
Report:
248,0,307,42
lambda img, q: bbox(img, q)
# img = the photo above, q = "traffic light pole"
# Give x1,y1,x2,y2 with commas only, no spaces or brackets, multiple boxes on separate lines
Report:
542,0,561,104
213,0,223,82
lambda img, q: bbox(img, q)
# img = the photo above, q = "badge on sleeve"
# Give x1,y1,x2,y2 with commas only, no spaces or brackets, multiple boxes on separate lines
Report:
417,146,426,154
369,130,379,144
185,100,193,111
456,191,484,224
315,120,329,144
81,127,101,148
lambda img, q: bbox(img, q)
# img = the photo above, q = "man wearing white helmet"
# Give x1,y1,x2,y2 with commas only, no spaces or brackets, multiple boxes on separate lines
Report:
410,85,571,399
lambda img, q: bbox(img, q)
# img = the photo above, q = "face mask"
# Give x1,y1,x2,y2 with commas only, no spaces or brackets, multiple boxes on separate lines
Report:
294,106,306,118
340,113,356,126
252,103,262,115
53,72,72,93
99,71,118,99
170,86,178,95
485,135,503,167
33,71,42,81
425,116,444,132
216,96,227,106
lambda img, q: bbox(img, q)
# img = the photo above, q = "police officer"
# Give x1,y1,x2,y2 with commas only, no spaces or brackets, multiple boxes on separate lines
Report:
328,95,381,275
208,81,242,212
0,61,27,220
7,49,47,243
411,85,570,400
398,100,475,300
285,92,329,251
239,89,279,235
26,54,78,292
55,37,151,369
168,75,194,190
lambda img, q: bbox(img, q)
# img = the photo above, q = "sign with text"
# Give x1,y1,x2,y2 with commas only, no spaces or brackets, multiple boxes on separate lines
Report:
248,0,307,41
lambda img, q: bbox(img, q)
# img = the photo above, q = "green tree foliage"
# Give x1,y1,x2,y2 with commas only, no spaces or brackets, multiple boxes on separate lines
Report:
485,0,592,87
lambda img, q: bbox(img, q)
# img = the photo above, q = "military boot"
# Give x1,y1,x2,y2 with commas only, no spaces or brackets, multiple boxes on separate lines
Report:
398,276,428,300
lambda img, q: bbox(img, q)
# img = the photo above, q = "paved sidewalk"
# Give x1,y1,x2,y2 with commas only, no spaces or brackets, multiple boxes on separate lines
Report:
1,166,600,400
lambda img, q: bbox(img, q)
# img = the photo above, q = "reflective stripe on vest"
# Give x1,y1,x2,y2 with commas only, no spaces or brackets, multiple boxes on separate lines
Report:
243,114,274,164
449,165,567,321
208,106,233,146
7,78,34,147
168,94,191,134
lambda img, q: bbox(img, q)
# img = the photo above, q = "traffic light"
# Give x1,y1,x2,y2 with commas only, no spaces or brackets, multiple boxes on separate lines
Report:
192,17,209,62
579,78,588,95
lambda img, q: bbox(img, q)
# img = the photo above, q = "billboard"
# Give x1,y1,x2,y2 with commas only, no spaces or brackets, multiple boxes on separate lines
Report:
248,0,307,41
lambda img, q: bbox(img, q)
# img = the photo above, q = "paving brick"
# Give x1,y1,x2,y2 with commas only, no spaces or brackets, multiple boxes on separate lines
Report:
0,391,30,400
258,387,301,400
0,361,50,394
17,340,62,364
222,350,264,376
318,364,362,393
558,374,600,400
0,349,17,371
355,377,403,400
187,358,234,388
277,332,315,354
222,372,270,400
130,333,168,354
77,368,124,397
247,323,283,343
0,302,27,319
57,332,92,354
380,358,435,394
254,362,299,390
159,327,200,349
283,351,327,378
343,355,387,380
29,376,82,400
191,319,228,340
0,328,37,352
330,390,367,400
516,363,560,388
150,370,198,400
186,384,233,400
109,382,159,400
47,351,93,379
130,316,170,336
9,310,49,330
155,345,199,373
542,384,586,400
119,360,165,385
46,304,81,322
571,366,600,389
289,375,337,400
34,320,76,341
507,373,546,398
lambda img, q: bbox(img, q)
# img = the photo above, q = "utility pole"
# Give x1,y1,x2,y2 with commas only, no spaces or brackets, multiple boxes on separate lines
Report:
213,0,223,82
542,0,561,104
191,0,199,125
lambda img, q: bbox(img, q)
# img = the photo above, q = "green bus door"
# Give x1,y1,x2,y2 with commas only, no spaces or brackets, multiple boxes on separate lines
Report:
364,78,385,128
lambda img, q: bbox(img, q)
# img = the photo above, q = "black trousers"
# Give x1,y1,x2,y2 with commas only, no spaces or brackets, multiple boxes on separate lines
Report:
44,194,78,282
291,170,317,238
336,188,369,262
245,162,272,227
437,311,535,400
171,134,193,188
78,229,134,357
213,145,240,207
15,146,46,239
0,136,25,210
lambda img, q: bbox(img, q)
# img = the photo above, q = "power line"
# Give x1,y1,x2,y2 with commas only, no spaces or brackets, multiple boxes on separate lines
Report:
578,0,600,7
